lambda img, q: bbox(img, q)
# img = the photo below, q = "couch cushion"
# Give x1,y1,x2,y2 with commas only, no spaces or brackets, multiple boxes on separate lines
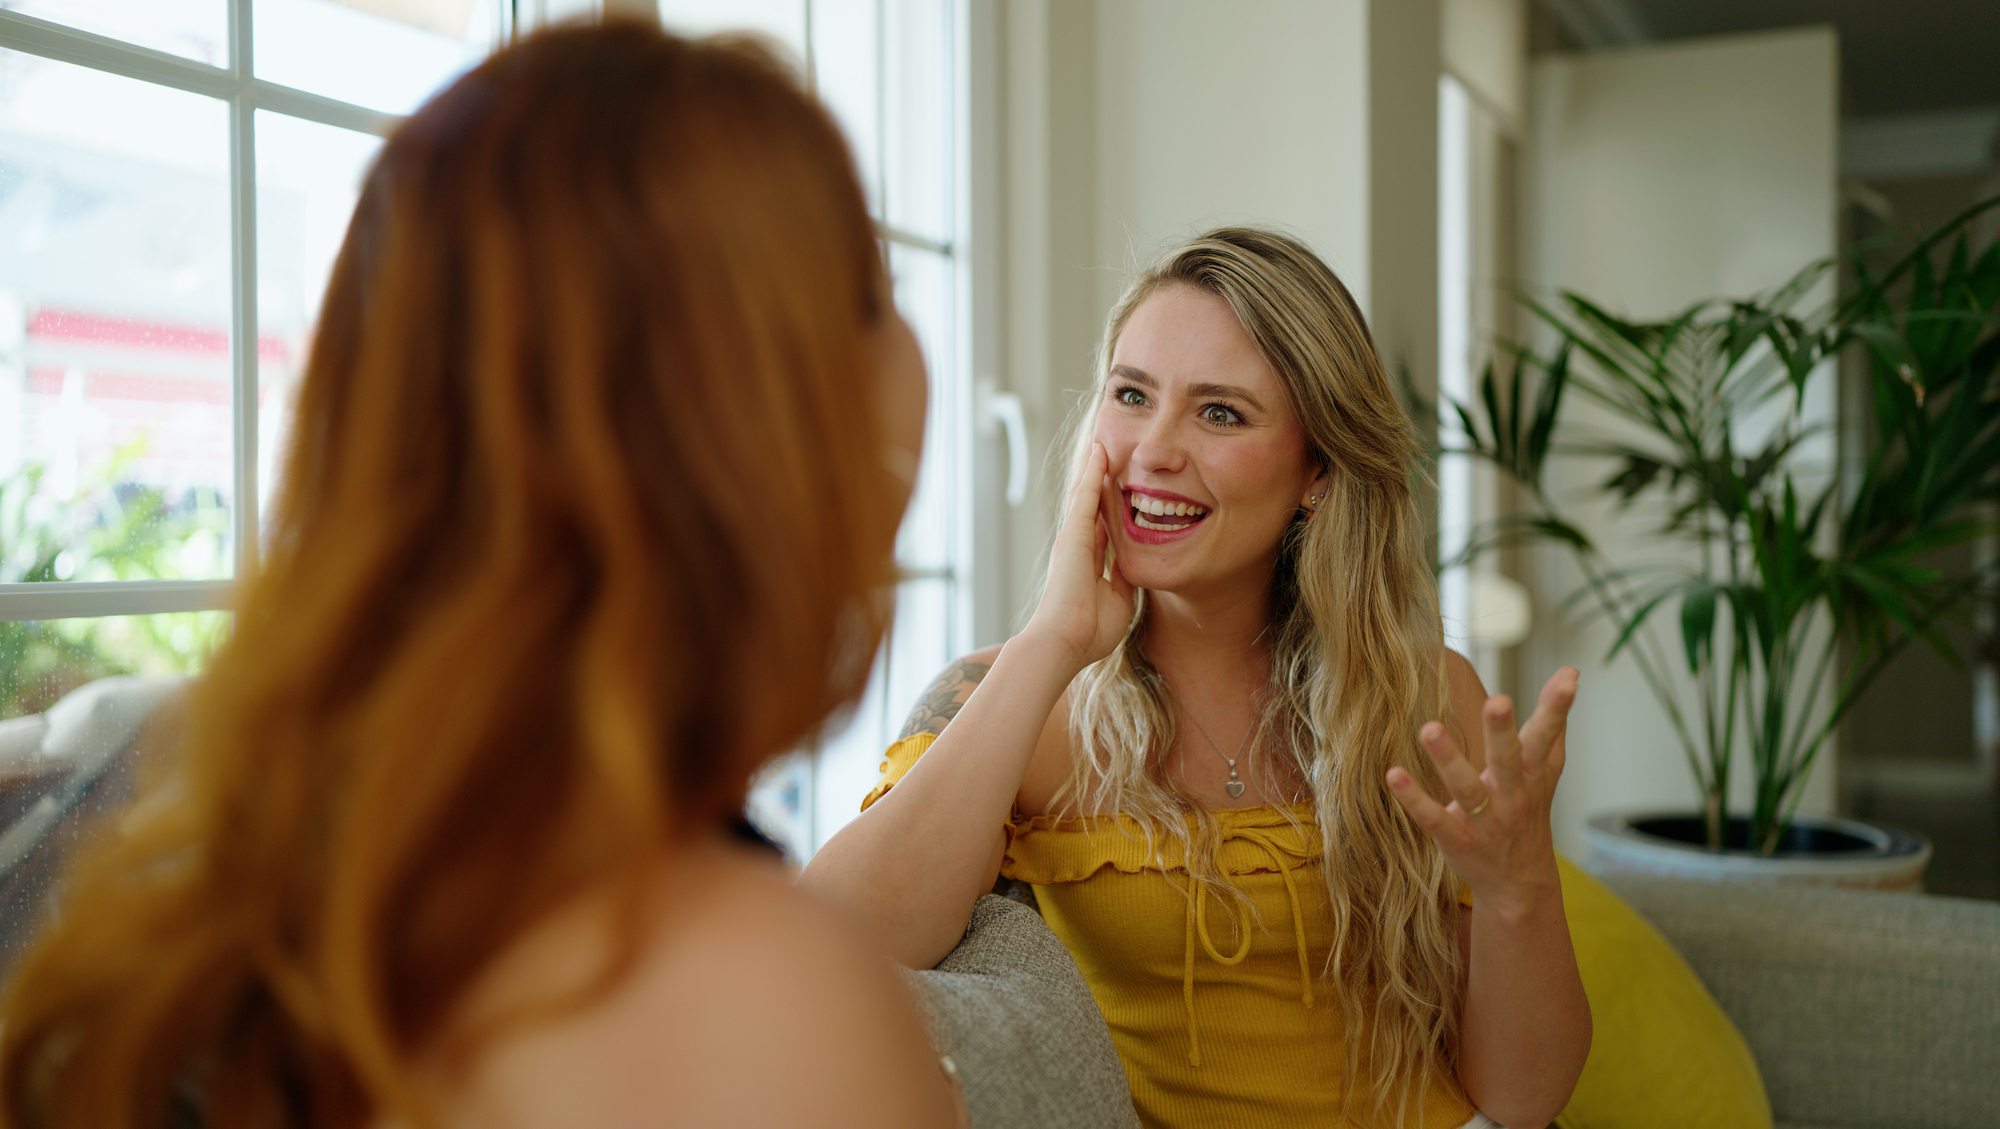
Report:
1555,857,1773,1129
1602,874,2000,1129
903,894,1140,1129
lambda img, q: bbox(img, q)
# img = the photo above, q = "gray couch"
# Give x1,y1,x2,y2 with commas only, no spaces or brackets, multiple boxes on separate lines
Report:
910,880,2000,1129
4,679,1994,1128
1600,873,2000,1129
905,895,1141,1129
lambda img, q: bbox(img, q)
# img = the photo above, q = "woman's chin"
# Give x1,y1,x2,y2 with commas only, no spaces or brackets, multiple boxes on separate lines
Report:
1111,550,1194,595
1114,536,1275,601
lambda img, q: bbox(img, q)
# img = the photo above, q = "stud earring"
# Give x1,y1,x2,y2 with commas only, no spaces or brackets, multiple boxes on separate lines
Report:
1305,492,1325,512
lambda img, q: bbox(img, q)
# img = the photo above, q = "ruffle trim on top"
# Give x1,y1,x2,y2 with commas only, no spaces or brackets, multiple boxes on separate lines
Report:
859,732,938,813
1002,803,1322,886
861,735,1473,907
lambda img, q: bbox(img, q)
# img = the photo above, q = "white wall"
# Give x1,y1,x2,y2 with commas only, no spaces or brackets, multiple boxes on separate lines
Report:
1443,0,1525,128
1090,0,1371,320
1529,29,1839,319
988,0,1439,638
1524,28,1840,858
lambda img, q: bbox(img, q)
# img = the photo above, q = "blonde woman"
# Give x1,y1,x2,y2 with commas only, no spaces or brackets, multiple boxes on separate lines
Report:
803,228,1589,1128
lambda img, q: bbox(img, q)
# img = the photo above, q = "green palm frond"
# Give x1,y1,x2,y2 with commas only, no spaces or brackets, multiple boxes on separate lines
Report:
1448,196,2000,852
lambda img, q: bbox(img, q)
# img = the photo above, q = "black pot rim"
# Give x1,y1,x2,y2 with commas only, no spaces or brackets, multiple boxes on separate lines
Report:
1589,809,1930,860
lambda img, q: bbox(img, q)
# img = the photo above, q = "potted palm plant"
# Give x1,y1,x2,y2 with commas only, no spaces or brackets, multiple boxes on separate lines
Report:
1448,199,2000,884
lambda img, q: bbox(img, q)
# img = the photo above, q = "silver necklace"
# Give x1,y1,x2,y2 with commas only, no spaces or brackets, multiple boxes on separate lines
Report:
1166,681,1252,799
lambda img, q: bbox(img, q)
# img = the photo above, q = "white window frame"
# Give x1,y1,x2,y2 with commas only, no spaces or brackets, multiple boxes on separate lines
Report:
0,2,501,625
667,0,978,857
2,2,989,859
811,0,979,856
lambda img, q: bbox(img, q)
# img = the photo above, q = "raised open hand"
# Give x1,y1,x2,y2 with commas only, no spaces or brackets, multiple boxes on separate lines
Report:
1385,667,1579,910
1023,442,1137,671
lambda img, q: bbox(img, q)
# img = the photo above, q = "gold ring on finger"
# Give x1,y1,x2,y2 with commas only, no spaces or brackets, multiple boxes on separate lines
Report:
1466,794,1492,816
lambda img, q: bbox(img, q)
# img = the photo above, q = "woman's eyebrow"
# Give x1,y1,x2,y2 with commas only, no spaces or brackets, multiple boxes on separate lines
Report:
1112,366,1266,412
1188,382,1264,411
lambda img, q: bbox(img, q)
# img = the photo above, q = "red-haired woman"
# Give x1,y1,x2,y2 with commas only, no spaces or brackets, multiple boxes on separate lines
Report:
0,21,957,1129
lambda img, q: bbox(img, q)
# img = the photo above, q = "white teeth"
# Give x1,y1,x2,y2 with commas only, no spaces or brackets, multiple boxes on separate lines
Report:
1135,512,1181,531
1126,492,1208,527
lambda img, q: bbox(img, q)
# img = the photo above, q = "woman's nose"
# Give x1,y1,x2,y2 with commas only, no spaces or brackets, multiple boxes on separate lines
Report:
1130,412,1188,475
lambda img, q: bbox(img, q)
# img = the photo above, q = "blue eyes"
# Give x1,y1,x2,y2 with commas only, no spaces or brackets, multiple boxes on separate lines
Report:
1109,385,1247,428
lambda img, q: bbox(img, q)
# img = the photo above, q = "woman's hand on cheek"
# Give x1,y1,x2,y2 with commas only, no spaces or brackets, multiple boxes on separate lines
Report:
1022,442,1137,673
1384,667,1579,913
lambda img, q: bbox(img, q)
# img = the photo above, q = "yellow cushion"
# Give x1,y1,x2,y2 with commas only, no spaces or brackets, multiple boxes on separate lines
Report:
1554,856,1772,1129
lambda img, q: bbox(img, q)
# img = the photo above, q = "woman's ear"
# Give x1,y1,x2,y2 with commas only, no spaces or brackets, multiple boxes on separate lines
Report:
1302,464,1330,513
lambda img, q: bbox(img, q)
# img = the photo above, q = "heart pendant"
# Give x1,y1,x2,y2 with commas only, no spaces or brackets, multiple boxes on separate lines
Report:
1225,780,1246,799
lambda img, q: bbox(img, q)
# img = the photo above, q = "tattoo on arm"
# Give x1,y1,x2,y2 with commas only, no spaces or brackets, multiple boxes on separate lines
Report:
898,658,992,741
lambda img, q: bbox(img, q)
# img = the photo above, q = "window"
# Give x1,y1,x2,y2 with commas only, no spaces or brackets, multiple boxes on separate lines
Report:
1437,70,1530,690
655,1,975,860
0,0,505,708
0,0,973,864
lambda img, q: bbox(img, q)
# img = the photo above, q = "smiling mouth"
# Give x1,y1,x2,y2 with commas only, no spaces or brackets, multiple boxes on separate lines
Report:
1126,491,1209,532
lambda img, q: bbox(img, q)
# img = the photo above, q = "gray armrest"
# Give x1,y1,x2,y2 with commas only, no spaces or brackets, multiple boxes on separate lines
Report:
1602,874,2000,1129
902,895,1141,1129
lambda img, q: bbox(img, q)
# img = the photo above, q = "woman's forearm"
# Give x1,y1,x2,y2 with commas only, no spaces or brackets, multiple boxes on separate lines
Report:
798,630,1079,970
1457,884,1591,1128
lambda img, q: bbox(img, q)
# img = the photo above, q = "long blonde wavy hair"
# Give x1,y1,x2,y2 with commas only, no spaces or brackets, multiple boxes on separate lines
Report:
1057,227,1463,1122
0,23,897,1129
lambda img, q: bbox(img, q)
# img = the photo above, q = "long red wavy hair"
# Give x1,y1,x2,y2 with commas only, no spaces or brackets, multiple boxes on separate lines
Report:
0,20,898,1129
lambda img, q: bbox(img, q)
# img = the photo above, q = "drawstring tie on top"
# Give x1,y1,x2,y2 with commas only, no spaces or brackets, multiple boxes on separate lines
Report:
1180,824,1316,1068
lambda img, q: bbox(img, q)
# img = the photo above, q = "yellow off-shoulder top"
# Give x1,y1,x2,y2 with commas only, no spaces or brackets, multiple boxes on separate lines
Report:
863,734,1478,1129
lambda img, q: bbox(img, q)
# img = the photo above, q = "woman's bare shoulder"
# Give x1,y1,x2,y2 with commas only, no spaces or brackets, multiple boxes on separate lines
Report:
421,844,959,1129
895,645,1004,741
894,646,1073,816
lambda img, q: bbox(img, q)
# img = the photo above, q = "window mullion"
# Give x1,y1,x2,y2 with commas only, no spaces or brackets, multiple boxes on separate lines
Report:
0,9,233,98
253,79,400,138
228,0,259,581
873,0,887,222
0,582,234,622
875,221,951,256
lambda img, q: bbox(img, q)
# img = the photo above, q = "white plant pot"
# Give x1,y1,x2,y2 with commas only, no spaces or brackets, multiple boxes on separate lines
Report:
1584,810,1933,892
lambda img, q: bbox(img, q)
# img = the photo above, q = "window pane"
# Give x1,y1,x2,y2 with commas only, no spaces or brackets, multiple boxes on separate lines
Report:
255,111,380,518
0,47,234,582
796,576,954,856
0,611,225,716
773,247,961,858
807,0,879,214
880,574,954,736
0,0,228,66
880,0,950,242
890,242,957,570
254,0,503,116
657,0,805,58
746,748,810,862
0,611,227,975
